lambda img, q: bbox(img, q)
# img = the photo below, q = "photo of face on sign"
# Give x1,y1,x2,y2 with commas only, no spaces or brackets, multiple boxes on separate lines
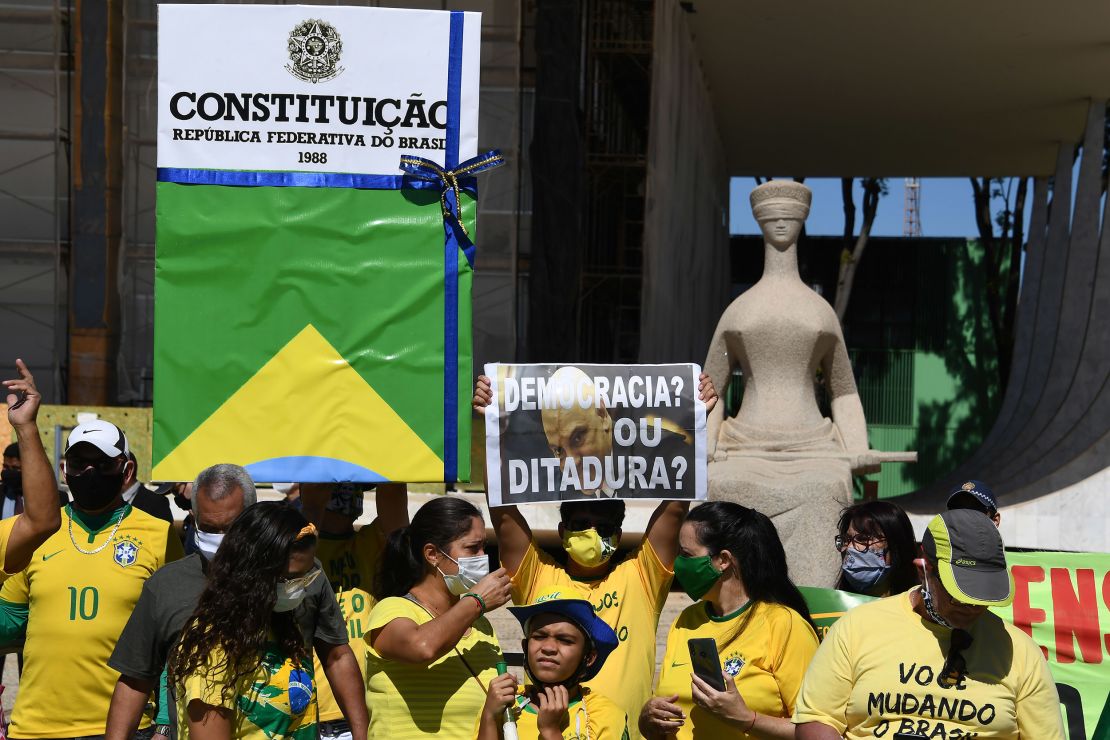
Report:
485,363,705,505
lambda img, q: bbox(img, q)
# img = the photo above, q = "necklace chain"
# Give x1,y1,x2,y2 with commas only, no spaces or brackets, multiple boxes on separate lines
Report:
67,507,124,555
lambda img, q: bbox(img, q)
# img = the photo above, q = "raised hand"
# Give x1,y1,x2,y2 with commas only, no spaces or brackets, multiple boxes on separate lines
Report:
472,375,493,416
698,372,719,414
536,684,569,738
3,359,42,428
470,566,512,612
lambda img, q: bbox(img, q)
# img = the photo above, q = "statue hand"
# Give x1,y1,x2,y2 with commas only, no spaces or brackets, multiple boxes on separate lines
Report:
850,450,881,475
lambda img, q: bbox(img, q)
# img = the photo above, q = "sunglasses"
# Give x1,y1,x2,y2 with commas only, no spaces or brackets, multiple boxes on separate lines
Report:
834,533,887,552
938,628,973,688
279,567,321,591
566,520,618,538
64,455,126,476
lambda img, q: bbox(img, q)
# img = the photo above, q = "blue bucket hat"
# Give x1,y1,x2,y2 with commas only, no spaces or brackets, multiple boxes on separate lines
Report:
508,587,619,682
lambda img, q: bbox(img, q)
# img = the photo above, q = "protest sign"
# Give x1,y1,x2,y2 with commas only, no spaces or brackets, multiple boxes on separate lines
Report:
154,5,487,483
991,551,1110,740
800,586,875,640
483,363,706,505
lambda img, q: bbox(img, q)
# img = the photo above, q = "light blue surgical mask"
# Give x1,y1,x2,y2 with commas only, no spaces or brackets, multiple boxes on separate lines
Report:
841,548,891,592
437,550,490,595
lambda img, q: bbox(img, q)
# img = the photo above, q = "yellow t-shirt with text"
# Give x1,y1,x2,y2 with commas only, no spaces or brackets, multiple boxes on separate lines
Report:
476,687,630,740
178,643,317,740
793,588,1065,739
509,539,673,740
1,504,183,738
655,600,818,739
364,596,503,739
313,522,386,722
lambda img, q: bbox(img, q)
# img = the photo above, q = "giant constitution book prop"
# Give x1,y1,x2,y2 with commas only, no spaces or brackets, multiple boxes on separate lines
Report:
153,5,483,483
484,363,708,505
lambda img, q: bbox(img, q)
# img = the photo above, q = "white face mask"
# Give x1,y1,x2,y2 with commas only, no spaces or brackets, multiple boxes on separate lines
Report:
193,528,224,561
274,568,321,613
437,550,490,595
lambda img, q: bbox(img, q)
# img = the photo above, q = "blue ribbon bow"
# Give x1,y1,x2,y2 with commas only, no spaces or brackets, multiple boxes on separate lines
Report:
398,149,506,240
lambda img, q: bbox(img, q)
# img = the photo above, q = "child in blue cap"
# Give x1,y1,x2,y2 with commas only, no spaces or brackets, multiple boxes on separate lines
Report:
478,587,628,740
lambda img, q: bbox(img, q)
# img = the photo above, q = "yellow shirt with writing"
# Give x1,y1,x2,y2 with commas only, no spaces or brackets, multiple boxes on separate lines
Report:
509,540,673,740
476,687,630,740
794,588,1065,740
364,596,503,739
178,643,317,740
313,522,385,722
655,600,818,739
1,504,183,738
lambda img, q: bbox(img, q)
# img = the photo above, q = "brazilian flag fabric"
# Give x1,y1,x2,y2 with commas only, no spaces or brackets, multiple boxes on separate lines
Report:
153,5,482,483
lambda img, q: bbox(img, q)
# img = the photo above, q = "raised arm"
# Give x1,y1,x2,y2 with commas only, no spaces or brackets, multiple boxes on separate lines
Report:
2,359,62,573
473,374,533,575
644,500,688,567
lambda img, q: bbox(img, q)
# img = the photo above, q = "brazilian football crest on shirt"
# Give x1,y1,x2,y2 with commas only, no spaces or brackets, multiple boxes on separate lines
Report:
113,535,142,568
285,19,344,83
723,653,745,677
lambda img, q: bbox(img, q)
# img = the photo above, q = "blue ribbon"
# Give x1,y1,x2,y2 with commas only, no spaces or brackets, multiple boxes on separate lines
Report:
442,10,465,484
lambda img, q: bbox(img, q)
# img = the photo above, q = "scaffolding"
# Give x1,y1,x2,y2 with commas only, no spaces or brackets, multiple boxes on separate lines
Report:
0,1,71,403
903,177,922,237
577,0,652,362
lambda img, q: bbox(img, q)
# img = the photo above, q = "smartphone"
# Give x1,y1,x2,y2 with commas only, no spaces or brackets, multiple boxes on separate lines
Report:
687,638,726,691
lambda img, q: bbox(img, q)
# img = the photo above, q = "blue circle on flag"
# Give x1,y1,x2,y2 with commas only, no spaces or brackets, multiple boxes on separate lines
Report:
288,668,313,715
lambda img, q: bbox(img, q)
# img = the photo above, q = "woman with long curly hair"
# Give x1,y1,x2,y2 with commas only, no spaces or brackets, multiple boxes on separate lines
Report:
168,502,321,740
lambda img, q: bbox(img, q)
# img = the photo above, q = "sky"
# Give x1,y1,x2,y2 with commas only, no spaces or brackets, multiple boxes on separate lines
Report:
730,177,1014,238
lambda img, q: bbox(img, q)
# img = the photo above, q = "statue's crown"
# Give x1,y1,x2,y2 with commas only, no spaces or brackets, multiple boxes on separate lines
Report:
750,180,812,213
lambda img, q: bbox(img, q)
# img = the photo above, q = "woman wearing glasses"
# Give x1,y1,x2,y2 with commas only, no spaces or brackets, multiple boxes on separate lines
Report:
833,500,919,597
169,502,325,740
363,496,512,739
795,509,1064,740
641,502,819,740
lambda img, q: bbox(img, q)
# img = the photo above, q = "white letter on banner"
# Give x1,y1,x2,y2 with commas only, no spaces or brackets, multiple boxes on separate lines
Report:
509,460,528,494
560,458,581,491
640,418,662,447
536,378,556,410
541,458,560,490
577,379,593,409
627,376,645,408
594,376,610,408
582,457,602,490
655,376,672,407
613,418,637,446
610,376,628,407
648,456,669,488
520,377,535,411
503,377,520,413
628,456,649,490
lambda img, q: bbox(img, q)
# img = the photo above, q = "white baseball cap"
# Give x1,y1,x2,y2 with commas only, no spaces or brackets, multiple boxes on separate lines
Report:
64,420,129,459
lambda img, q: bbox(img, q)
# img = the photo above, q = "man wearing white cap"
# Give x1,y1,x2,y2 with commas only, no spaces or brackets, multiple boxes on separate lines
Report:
0,359,62,578
0,413,183,740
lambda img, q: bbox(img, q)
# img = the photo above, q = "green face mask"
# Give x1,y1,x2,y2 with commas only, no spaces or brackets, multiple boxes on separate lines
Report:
674,554,722,601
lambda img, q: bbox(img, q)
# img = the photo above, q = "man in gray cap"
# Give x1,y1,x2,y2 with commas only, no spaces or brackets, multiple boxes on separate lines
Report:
946,479,1000,527
795,509,1063,740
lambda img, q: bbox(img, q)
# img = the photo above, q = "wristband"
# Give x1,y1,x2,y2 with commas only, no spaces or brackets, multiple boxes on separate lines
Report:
743,712,757,733
462,591,487,614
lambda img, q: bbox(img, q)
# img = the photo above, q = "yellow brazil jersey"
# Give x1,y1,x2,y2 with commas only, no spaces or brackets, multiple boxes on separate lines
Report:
509,540,673,740
179,643,317,740
475,687,629,740
655,600,818,740
313,522,386,722
0,504,184,739
365,596,503,739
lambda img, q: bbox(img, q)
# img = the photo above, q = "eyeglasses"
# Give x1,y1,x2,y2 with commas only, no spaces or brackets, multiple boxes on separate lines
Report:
566,520,618,538
938,628,973,688
834,533,887,552
279,567,321,591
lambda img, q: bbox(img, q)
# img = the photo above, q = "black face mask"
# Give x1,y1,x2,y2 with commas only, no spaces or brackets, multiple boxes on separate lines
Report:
0,470,21,497
173,492,191,512
66,469,125,511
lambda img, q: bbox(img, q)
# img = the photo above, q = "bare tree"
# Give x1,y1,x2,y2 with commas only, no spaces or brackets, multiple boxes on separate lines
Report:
834,177,886,321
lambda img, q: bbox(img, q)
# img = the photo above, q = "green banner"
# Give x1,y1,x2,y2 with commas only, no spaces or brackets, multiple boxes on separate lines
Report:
802,551,1110,740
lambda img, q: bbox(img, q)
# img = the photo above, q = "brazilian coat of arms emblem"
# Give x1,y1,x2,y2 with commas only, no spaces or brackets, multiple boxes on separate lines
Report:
286,19,344,83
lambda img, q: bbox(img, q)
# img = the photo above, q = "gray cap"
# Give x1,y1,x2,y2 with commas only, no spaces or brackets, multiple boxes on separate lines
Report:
922,508,1012,607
